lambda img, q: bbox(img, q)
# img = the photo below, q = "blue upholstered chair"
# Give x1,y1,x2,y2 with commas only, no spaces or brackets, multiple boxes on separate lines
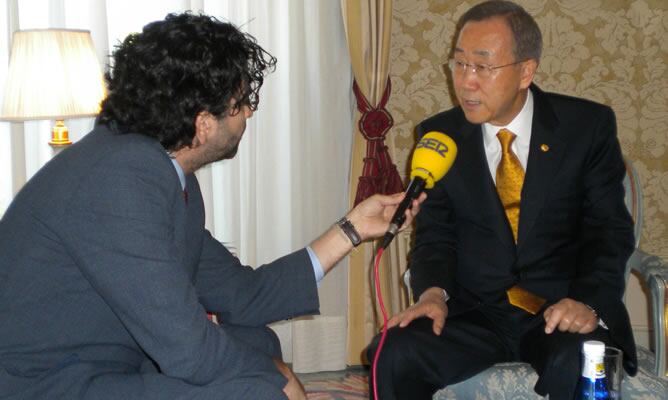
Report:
402,159,668,399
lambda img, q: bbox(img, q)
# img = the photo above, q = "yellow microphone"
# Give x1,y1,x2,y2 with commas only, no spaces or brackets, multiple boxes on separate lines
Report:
381,131,457,248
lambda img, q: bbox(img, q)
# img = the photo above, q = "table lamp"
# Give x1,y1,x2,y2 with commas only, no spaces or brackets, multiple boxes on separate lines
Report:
0,29,106,146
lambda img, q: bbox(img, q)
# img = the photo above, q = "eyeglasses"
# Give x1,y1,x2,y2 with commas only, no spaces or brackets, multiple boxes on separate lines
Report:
446,59,524,79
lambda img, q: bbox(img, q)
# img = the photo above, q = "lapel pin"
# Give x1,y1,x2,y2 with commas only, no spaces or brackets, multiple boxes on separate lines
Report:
540,144,549,152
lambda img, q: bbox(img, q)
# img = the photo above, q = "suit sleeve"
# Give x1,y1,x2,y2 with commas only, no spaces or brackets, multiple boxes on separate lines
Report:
61,152,288,392
568,106,635,322
409,124,459,301
194,231,320,326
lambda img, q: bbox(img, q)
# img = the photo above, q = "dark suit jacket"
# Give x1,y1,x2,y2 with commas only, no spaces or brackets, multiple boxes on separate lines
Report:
0,124,320,398
409,84,637,374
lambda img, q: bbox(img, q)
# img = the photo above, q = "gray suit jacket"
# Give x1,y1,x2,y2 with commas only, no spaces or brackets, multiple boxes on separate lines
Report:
0,124,319,398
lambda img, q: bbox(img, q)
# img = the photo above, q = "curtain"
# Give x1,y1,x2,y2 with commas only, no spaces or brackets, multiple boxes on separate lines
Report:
196,1,354,370
341,0,407,365
0,0,353,372
0,1,13,211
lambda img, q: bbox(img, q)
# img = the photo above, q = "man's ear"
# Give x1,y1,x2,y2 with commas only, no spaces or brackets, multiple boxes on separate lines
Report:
519,58,538,89
193,111,214,146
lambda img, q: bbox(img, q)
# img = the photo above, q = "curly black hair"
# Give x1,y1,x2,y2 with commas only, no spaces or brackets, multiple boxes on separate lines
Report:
98,12,277,151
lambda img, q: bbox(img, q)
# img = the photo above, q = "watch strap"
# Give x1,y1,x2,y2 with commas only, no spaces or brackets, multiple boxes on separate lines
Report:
336,217,361,247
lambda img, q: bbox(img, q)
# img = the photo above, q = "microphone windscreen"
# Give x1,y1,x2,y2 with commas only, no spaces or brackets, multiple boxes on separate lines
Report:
410,131,457,189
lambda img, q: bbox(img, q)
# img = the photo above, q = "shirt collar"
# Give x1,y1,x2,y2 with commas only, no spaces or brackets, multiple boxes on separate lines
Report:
170,157,186,190
482,88,534,145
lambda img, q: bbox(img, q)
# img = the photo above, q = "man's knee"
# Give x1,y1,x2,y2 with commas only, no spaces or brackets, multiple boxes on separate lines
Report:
537,330,607,372
263,326,282,359
222,325,283,359
367,329,402,369
530,330,609,399
249,325,282,359
367,319,435,374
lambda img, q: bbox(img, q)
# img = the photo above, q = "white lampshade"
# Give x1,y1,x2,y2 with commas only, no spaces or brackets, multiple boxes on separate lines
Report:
0,29,106,121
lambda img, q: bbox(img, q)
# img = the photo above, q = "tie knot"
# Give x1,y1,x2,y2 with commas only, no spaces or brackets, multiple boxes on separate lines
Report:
497,129,516,150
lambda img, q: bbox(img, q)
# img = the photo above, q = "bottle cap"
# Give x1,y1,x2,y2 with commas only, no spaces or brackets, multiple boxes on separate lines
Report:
582,340,605,356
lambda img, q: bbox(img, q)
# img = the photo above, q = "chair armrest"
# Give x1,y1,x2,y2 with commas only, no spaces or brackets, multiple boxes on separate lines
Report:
628,248,668,378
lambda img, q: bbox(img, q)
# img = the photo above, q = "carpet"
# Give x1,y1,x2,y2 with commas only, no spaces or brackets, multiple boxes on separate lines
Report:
300,369,368,399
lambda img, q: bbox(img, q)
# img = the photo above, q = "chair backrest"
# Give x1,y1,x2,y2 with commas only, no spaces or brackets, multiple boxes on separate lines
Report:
623,158,643,283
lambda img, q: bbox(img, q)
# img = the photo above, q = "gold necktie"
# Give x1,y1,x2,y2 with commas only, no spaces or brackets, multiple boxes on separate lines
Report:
496,129,524,242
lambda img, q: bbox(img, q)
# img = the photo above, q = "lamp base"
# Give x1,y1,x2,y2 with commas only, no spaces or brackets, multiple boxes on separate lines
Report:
50,119,72,146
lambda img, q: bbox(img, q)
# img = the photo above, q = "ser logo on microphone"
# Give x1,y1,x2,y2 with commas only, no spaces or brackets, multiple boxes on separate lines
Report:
416,137,450,157
380,131,457,249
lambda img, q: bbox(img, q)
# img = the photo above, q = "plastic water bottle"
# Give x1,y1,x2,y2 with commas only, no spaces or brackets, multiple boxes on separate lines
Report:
575,340,610,399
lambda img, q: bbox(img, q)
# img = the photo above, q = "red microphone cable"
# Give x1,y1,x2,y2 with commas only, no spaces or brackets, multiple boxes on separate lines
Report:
370,131,457,398
371,245,387,400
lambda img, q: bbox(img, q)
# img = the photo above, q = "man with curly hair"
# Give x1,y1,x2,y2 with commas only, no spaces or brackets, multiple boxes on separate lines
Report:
0,13,422,400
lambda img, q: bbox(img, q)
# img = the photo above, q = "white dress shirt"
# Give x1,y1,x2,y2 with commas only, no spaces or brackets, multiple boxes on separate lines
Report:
482,89,534,181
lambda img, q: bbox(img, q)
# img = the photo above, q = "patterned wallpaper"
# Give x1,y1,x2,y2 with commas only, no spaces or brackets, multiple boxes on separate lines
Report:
387,0,668,259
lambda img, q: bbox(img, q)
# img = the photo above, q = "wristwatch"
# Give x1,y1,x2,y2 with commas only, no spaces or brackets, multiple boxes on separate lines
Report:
336,217,361,247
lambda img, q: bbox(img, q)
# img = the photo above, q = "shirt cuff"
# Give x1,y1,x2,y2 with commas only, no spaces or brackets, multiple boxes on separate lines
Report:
306,246,324,286
585,303,608,330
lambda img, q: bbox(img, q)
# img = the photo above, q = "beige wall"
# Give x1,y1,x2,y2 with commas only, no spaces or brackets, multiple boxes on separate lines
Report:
387,0,668,347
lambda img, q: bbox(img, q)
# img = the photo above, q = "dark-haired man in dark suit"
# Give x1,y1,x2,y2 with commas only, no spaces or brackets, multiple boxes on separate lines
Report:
368,1,636,399
0,12,423,400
